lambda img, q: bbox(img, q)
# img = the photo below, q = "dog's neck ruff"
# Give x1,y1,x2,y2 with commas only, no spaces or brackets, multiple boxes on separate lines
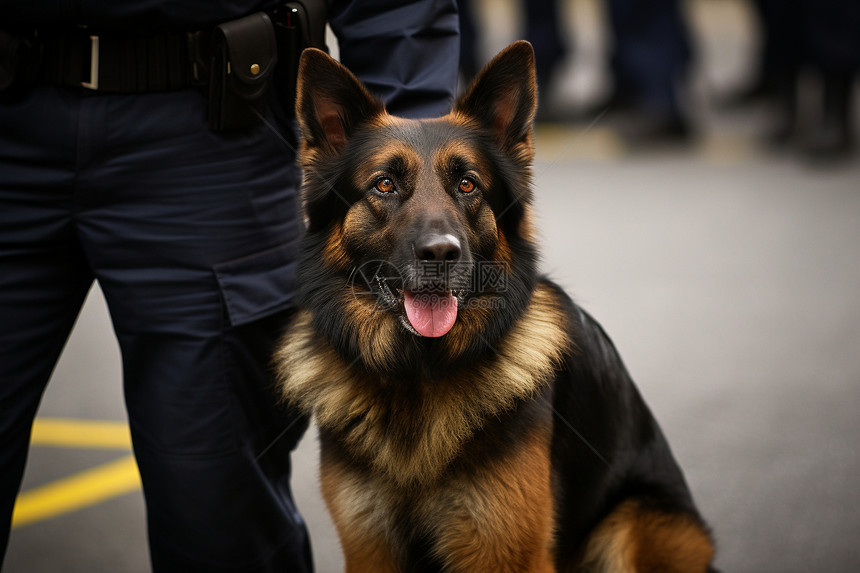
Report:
276,282,572,486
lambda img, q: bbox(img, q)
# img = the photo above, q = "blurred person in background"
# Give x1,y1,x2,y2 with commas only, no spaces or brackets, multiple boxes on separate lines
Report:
802,0,859,159
724,0,858,159
458,0,694,143
603,0,693,142
458,0,568,115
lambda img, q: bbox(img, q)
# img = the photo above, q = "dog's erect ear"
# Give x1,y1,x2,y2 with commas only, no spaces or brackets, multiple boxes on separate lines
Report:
296,48,385,155
454,41,537,158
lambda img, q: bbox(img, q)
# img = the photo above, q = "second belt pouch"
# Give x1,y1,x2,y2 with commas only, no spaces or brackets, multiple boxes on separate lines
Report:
209,12,278,131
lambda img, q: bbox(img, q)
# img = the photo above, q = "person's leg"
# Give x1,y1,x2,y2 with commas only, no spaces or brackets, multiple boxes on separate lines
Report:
606,0,692,138
523,0,568,92
803,0,859,157
760,0,803,144
76,89,312,572
0,85,94,563
611,0,690,112
458,0,480,83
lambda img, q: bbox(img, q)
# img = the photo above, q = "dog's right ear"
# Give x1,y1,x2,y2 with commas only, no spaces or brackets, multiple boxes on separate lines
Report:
295,48,385,156
453,41,537,163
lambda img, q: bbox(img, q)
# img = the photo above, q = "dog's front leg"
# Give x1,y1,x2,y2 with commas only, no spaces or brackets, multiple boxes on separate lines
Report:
426,426,557,573
320,455,402,573
339,537,401,573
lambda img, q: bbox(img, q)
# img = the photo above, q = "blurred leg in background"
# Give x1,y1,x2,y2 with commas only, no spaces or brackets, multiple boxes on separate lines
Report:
605,0,694,142
458,0,569,118
802,0,859,159
756,0,804,145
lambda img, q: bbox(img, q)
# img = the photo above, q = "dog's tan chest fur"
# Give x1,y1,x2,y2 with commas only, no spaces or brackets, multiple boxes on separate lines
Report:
321,424,557,573
276,283,572,487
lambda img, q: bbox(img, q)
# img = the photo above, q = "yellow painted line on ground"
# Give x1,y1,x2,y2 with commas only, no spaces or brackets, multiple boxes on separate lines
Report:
534,124,763,166
30,417,132,450
697,133,760,165
11,418,140,528
535,124,626,163
11,454,141,529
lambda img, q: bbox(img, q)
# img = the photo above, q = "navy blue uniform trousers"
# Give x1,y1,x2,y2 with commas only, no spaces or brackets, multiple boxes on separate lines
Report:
0,84,312,571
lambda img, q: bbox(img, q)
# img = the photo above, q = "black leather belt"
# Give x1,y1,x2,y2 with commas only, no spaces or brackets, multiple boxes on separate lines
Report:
38,30,209,93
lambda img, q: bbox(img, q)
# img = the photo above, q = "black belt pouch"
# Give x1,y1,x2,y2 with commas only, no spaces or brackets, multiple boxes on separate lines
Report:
208,12,278,131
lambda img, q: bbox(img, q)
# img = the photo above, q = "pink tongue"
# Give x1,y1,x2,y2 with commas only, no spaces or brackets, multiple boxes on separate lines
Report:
403,290,458,337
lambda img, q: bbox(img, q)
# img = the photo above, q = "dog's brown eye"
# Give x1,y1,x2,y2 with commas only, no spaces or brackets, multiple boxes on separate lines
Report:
374,178,396,194
458,178,476,194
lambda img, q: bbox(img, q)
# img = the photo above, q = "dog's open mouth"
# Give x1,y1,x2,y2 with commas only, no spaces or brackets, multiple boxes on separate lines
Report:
403,288,458,338
364,264,464,338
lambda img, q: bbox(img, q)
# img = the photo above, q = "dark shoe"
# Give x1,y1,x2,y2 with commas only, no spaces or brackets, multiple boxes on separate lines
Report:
806,72,854,161
573,91,635,123
764,73,799,148
621,111,692,147
717,77,777,110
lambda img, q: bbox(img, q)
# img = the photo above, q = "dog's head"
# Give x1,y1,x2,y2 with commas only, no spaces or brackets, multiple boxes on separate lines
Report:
293,42,539,372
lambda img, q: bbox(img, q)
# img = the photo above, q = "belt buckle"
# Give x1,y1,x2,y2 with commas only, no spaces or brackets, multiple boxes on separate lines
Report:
82,35,99,90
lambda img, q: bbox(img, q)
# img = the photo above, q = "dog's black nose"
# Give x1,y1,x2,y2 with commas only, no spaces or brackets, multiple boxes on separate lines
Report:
415,233,462,262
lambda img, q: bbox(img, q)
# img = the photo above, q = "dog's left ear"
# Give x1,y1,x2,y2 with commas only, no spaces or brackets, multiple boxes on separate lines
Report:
295,48,385,156
453,41,537,159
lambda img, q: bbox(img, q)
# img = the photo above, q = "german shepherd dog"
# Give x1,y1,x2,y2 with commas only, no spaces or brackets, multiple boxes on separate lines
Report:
276,42,716,572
